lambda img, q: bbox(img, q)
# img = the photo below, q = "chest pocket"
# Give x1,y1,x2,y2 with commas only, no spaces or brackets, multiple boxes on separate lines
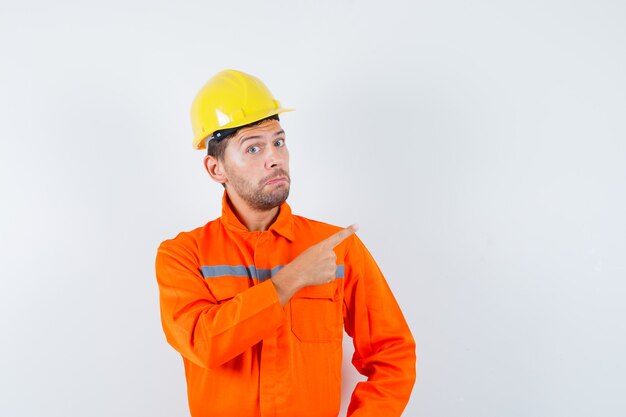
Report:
290,282,343,343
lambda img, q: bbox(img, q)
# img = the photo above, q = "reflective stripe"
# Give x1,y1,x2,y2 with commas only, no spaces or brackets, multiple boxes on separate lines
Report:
200,265,252,278
201,264,344,281
336,264,344,279
257,265,284,281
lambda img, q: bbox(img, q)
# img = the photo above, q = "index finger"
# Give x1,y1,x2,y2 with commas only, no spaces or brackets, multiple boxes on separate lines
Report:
323,224,359,248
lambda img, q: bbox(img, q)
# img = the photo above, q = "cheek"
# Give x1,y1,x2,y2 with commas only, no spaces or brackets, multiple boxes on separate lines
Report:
224,153,265,180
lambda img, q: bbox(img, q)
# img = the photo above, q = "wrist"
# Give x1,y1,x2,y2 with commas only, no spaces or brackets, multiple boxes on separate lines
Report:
271,266,302,306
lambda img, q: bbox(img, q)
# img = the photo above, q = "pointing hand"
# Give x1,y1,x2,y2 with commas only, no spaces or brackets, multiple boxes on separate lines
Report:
272,224,359,305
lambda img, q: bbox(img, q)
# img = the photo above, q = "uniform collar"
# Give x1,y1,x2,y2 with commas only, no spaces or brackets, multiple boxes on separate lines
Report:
220,192,294,241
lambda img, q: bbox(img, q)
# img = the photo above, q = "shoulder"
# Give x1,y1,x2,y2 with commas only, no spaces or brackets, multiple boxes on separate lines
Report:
291,214,360,252
157,218,219,253
292,214,342,235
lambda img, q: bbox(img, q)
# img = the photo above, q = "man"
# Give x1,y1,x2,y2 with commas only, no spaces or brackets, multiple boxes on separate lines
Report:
155,69,416,417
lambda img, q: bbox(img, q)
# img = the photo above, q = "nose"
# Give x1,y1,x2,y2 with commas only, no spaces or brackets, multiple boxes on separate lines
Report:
264,144,287,170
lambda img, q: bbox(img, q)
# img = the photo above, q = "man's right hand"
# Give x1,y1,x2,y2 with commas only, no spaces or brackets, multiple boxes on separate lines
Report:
271,224,358,306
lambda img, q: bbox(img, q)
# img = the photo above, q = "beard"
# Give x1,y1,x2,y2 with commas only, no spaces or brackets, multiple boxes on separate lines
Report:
226,168,291,211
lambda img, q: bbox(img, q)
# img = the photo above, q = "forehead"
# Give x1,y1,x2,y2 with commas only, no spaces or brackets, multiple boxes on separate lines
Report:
232,119,284,143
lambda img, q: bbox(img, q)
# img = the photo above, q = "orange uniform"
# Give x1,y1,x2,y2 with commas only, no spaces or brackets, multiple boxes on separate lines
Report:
155,194,416,417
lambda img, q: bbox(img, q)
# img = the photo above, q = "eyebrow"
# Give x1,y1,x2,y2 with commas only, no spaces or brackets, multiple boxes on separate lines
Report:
238,130,285,145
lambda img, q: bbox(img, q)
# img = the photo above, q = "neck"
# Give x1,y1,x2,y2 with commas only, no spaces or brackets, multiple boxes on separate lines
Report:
225,190,280,232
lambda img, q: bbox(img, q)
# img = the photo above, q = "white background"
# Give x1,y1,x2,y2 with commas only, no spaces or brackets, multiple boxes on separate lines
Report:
1,1,625,416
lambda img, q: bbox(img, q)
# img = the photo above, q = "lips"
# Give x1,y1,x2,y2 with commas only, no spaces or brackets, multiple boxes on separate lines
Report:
265,176,289,185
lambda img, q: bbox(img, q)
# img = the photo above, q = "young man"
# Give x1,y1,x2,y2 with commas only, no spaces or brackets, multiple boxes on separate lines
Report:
155,69,416,417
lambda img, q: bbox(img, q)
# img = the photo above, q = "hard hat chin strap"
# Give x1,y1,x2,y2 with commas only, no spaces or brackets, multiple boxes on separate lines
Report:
210,126,239,142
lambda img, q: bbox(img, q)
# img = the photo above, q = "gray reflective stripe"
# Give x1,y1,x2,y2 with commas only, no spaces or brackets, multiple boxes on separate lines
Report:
336,264,344,278
257,265,284,281
200,265,278,281
201,265,255,278
201,264,345,281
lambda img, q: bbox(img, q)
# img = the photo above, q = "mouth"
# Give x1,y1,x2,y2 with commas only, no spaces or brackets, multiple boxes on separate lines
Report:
265,176,289,186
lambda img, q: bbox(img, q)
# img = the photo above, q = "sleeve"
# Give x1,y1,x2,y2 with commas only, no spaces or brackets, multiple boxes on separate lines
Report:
342,235,416,417
155,239,286,369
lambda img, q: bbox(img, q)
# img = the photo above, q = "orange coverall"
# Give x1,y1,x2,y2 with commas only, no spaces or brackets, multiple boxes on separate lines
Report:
155,194,416,417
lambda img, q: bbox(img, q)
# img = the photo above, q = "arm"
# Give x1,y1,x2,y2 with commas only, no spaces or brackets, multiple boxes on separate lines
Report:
155,240,286,369
343,236,416,417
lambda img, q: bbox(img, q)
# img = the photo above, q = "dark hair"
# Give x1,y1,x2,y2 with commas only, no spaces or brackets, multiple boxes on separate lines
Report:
207,115,280,160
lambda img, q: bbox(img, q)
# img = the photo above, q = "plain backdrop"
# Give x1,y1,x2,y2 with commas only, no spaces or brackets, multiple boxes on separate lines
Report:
1,1,625,416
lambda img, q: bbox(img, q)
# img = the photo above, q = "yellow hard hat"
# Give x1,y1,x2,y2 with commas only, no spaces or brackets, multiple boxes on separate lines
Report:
190,69,294,150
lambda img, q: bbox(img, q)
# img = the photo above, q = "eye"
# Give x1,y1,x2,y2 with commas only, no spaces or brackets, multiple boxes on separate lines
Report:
247,146,261,154
274,139,285,147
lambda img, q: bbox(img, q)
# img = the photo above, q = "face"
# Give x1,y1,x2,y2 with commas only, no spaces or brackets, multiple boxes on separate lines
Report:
218,119,290,211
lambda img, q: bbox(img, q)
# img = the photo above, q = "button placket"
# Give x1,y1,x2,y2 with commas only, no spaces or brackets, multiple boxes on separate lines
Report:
255,231,279,416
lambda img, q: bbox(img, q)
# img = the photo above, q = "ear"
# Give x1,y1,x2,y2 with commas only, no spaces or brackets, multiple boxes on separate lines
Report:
204,155,227,185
